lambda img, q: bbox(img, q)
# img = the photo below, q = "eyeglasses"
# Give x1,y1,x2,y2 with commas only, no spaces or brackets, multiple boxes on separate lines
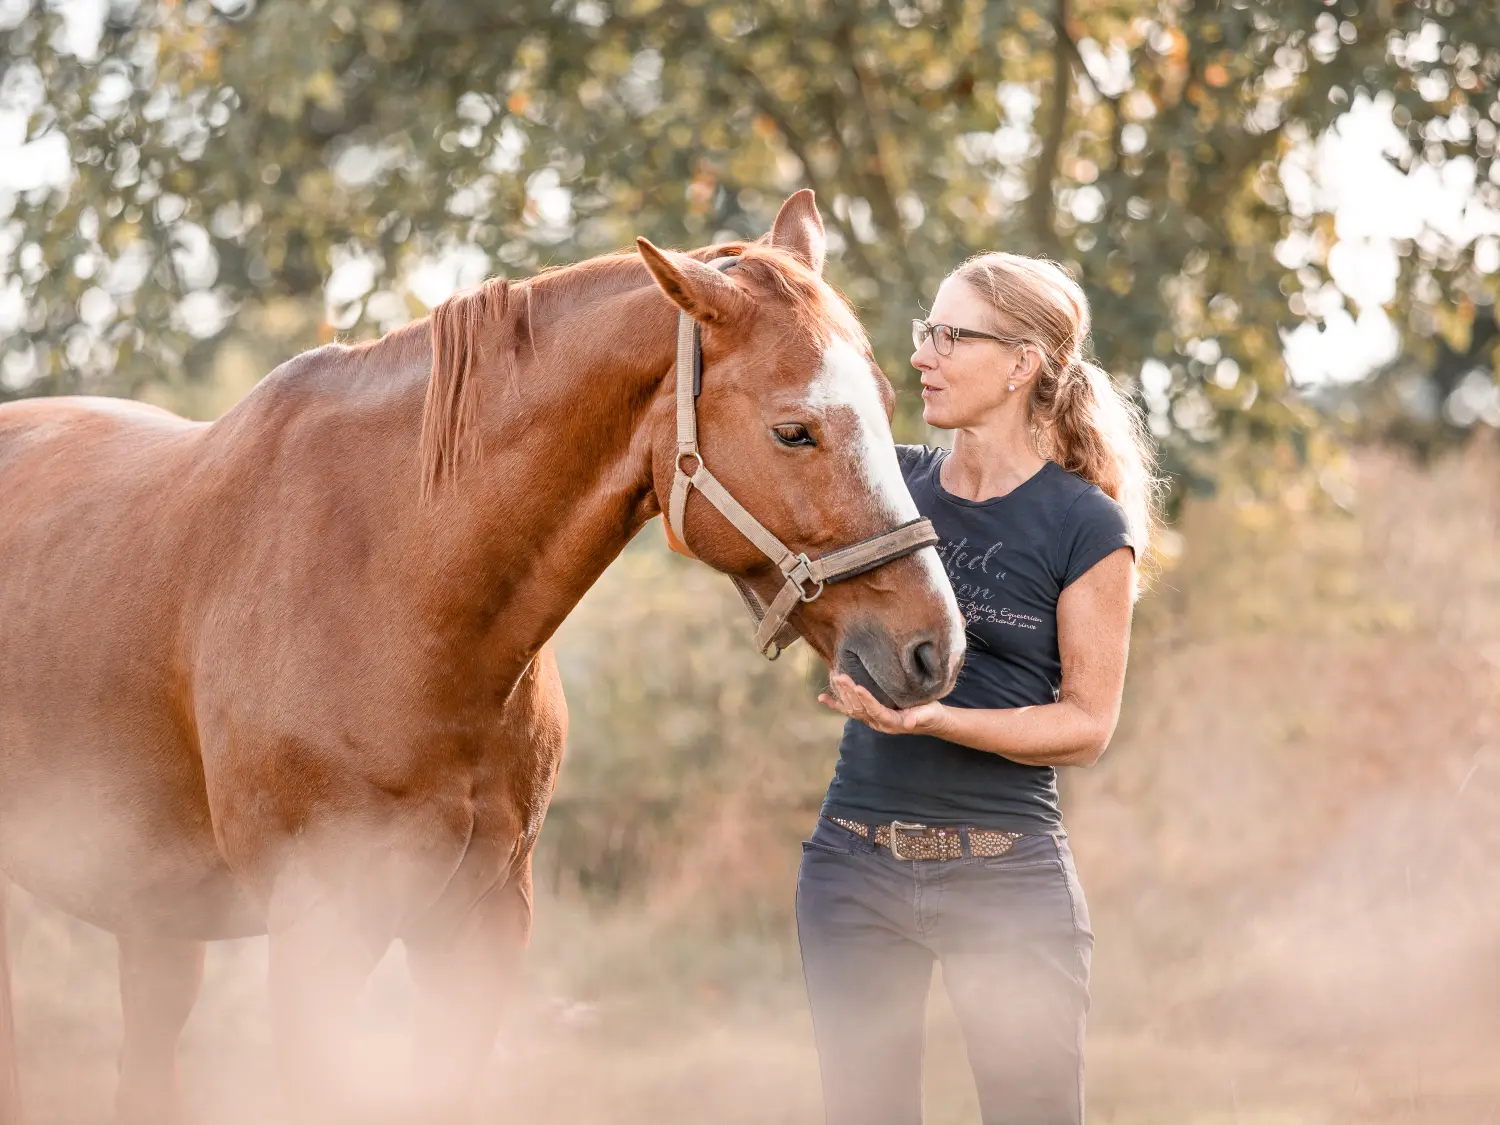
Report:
911,319,1010,356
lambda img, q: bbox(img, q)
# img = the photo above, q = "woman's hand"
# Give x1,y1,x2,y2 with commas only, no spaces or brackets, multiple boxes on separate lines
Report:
818,673,950,736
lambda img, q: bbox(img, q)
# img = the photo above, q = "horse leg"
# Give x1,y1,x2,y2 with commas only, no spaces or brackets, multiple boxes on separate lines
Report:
114,934,205,1125
405,856,534,1123
266,873,387,1125
0,877,21,1125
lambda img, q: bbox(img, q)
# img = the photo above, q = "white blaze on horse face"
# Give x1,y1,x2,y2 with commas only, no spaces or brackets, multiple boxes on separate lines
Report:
806,338,914,523
806,337,960,627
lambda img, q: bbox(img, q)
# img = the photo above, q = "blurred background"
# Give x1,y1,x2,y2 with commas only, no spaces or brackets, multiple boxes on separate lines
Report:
2,0,1499,1122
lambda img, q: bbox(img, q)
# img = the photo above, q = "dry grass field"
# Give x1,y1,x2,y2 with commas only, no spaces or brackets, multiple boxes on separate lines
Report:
6,442,1499,1123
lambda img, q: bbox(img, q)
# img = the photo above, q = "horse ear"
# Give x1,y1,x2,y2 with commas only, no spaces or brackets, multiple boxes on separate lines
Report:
636,238,754,326
768,189,826,275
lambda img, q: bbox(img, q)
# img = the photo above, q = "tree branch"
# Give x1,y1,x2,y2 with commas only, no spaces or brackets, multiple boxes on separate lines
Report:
727,63,881,281
849,47,911,249
1056,25,1118,110
1055,15,1124,163
826,15,923,294
1031,0,1073,245
660,0,882,281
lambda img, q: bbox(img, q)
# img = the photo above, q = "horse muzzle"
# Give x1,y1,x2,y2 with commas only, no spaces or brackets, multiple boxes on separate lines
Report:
836,621,964,711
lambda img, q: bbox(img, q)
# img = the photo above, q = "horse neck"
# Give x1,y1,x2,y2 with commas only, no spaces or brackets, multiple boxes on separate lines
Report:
413,273,677,668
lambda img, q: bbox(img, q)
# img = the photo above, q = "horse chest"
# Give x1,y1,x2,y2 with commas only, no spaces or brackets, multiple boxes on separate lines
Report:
199,653,565,931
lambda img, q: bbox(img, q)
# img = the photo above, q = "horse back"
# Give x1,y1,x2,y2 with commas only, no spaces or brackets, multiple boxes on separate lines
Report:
0,394,209,710
0,395,204,594
0,391,190,445
0,396,248,929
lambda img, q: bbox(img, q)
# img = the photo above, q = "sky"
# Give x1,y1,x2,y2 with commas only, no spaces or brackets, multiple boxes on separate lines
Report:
2,5,1497,393
1279,92,1499,387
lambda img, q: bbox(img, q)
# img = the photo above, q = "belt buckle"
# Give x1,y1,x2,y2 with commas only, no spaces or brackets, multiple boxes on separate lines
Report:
888,820,929,861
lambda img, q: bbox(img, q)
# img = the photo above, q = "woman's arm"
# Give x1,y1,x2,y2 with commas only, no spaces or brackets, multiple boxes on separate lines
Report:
820,547,1135,768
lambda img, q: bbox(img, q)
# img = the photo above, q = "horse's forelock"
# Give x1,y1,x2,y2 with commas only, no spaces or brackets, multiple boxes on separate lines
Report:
726,244,869,355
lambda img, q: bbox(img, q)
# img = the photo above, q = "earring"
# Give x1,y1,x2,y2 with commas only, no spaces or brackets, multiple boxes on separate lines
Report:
1008,382,1016,391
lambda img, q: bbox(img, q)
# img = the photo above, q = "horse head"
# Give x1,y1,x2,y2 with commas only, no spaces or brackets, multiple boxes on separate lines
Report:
638,191,964,709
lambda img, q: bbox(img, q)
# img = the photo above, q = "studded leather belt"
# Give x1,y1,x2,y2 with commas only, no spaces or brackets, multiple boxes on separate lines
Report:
829,817,1024,861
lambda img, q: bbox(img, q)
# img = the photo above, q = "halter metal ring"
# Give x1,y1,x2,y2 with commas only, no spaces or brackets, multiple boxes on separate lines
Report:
785,553,824,603
676,450,701,476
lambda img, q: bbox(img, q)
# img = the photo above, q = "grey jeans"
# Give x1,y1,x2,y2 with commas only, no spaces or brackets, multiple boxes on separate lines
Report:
796,816,1093,1125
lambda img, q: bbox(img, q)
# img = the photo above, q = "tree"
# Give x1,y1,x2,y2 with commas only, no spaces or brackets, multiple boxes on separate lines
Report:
4,0,1497,483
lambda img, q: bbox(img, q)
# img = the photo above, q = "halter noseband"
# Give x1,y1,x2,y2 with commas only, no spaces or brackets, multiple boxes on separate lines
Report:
666,256,940,659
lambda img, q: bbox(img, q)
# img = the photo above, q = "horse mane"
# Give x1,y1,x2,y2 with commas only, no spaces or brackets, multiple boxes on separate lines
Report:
418,242,865,499
419,276,510,500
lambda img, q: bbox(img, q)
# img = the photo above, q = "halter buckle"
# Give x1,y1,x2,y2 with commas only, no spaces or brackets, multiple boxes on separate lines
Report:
786,553,825,603
669,273,935,662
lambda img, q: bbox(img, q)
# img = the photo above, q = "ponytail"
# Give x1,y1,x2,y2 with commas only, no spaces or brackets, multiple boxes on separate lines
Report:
1044,356,1157,562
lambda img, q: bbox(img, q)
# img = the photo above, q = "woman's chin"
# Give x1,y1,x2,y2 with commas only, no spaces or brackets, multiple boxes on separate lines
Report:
921,401,955,429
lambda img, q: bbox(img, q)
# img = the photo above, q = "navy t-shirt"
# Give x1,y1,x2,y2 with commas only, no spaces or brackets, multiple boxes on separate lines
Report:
821,445,1133,833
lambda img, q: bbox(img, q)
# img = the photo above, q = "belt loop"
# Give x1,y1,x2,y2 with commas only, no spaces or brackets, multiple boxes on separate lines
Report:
959,826,973,860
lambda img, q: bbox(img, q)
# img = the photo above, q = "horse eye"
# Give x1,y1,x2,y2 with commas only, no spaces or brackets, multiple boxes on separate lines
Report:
772,423,816,448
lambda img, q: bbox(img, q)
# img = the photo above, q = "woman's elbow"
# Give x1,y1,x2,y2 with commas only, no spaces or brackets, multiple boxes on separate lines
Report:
1070,721,1116,767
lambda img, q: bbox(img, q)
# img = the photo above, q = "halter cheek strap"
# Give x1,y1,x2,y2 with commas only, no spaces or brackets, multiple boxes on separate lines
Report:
665,256,939,659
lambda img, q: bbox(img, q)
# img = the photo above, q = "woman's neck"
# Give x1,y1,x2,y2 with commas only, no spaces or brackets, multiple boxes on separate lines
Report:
941,407,1048,502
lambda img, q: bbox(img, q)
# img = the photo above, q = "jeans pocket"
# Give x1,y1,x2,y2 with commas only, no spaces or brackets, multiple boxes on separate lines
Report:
801,816,865,856
976,832,1062,871
1054,837,1094,946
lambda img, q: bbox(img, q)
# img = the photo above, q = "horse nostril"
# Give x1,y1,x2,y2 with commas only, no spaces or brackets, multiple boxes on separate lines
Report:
907,639,941,687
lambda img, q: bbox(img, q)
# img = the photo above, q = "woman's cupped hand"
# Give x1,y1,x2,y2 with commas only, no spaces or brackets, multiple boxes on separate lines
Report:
818,673,950,736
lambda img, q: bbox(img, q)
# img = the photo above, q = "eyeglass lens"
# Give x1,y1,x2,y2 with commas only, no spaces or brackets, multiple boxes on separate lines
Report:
912,321,955,354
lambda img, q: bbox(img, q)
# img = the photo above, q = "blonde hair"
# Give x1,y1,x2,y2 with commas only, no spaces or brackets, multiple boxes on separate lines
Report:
951,251,1160,567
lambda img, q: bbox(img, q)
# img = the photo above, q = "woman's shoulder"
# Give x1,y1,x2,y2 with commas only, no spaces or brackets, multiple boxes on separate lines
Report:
1053,468,1126,523
1048,466,1133,581
894,443,946,480
1048,464,1121,513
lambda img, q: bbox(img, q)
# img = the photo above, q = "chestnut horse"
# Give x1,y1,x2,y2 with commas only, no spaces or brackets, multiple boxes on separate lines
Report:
0,192,963,1123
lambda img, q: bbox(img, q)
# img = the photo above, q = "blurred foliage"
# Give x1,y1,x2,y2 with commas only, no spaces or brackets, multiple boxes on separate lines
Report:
2,0,1499,485
542,525,841,905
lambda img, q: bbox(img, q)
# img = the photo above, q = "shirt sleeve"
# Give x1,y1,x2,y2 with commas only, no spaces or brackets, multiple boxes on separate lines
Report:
894,443,932,477
1057,485,1134,589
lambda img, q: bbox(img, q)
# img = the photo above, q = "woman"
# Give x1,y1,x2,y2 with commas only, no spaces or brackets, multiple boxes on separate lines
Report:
799,252,1156,1125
